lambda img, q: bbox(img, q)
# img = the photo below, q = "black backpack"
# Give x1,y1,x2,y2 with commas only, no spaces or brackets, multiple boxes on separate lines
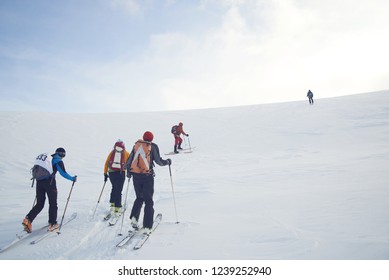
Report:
171,125,178,134
31,165,51,181
30,153,52,181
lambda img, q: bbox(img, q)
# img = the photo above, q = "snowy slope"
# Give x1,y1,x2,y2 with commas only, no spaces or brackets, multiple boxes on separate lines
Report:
0,91,389,260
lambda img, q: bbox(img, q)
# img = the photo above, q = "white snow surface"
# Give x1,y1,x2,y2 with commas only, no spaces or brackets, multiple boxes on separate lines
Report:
1,91,389,260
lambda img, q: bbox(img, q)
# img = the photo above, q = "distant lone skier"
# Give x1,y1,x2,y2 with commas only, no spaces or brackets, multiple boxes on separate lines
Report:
307,90,314,104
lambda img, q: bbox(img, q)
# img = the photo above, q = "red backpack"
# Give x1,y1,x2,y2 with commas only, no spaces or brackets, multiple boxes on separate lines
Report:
108,141,126,171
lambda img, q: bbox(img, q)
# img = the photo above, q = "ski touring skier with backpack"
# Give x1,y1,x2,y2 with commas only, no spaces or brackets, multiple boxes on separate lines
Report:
307,89,314,104
104,140,130,218
22,148,77,233
126,131,171,235
171,122,189,153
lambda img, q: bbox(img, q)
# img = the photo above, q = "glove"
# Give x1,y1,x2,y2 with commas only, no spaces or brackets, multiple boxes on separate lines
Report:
73,176,77,182
167,158,172,166
104,173,109,182
126,172,132,179
186,133,189,137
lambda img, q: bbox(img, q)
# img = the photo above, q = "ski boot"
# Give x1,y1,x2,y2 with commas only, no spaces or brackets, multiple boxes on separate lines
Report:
48,223,59,232
130,217,139,231
22,217,32,233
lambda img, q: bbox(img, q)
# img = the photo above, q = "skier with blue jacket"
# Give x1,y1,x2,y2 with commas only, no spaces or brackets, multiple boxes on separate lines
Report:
22,147,77,233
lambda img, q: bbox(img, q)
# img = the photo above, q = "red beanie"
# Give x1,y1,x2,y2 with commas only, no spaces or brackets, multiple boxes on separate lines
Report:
114,140,125,149
143,131,154,142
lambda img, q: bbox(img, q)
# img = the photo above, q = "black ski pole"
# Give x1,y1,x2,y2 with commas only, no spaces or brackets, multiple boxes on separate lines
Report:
169,165,179,224
58,178,76,234
119,177,131,236
92,181,107,219
187,135,192,152
31,177,37,207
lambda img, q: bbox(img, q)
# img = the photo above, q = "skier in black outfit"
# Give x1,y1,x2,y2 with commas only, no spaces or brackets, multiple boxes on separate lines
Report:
307,90,314,104
22,148,77,233
126,131,171,235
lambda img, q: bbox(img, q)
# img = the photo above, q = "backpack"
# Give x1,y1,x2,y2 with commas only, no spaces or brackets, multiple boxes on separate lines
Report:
171,125,178,134
108,145,126,172
31,153,53,181
129,140,152,174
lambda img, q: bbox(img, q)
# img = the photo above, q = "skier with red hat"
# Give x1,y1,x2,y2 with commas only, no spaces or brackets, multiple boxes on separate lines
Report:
126,131,171,235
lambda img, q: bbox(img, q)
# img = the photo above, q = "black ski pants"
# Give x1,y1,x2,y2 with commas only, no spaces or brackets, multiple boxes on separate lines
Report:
109,171,125,208
130,174,154,229
27,178,58,224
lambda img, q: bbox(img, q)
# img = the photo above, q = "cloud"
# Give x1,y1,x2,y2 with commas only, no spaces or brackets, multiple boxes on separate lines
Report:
1,0,389,112
149,0,389,109
109,0,142,16
73,0,389,112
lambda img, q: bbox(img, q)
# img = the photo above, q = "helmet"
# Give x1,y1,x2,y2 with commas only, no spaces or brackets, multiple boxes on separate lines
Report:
115,139,125,149
143,131,154,142
55,147,66,158
114,140,125,149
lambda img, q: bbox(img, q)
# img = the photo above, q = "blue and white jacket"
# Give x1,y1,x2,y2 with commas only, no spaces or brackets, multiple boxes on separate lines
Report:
51,154,76,182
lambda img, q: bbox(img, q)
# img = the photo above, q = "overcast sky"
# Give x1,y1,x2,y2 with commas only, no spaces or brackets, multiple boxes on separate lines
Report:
1,0,388,113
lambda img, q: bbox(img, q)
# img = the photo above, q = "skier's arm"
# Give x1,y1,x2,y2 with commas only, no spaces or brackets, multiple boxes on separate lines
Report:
104,152,112,174
151,143,169,166
125,148,135,173
181,127,189,137
55,161,76,181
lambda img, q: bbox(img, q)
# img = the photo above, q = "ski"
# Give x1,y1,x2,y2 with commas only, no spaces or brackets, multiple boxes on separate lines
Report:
30,212,77,245
165,151,178,155
165,147,195,155
165,151,179,155
108,214,121,226
0,224,49,253
104,203,128,221
116,229,138,248
103,212,112,221
108,205,127,226
133,213,162,250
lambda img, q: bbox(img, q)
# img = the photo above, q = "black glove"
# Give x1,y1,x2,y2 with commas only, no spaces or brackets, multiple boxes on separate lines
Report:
167,158,172,166
73,175,77,182
104,173,109,182
186,133,189,137
126,172,132,179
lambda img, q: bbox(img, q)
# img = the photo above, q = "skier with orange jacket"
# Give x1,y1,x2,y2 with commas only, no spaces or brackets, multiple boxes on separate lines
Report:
104,140,130,216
